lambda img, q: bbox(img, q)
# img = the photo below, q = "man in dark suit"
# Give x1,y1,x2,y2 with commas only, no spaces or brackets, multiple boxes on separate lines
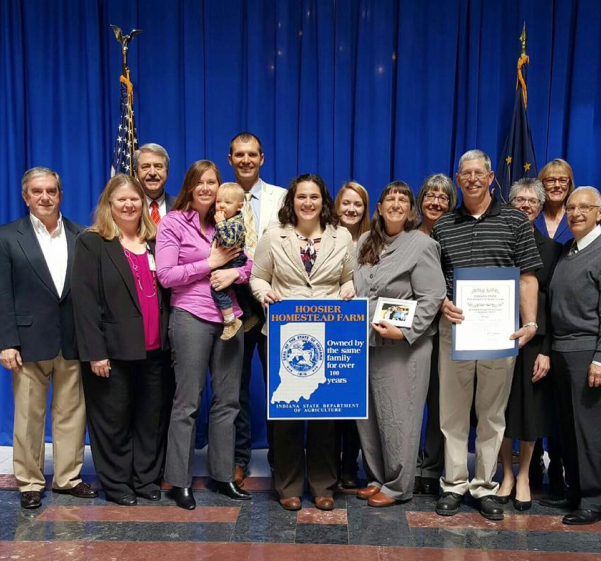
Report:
228,132,286,486
134,143,176,223
0,167,97,509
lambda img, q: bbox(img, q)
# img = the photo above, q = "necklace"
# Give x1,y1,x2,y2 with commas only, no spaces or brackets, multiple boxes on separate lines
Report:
123,246,157,298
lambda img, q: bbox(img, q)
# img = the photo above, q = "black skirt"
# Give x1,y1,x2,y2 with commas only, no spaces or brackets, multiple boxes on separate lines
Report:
504,335,555,441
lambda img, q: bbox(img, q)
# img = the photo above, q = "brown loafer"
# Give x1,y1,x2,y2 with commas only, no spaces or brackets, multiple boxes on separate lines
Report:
357,485,380,500
53,482,98,499
315,496,334,511
234,465,245,488
280,496,302,511
21,491,42,509
368,491,398,507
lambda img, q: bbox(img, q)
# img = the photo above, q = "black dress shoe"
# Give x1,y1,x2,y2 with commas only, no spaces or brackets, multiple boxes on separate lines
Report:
53,482,98,499
494,494,510,505
340,472,359,489
435,492,463,516
172,487,196,510
562,509,601,526
479,496,504,520
213,480,251,500
136,489,161,501
513,497,532,511
114,494,137,506
539,496,579,510
420,477,440,496
21,491,42,509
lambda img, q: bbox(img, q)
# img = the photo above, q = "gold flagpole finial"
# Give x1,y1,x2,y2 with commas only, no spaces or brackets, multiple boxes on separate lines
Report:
520,22,527,57
110,25,142,75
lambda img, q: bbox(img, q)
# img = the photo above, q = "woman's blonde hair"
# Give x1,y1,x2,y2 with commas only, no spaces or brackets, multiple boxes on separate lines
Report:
89,174,156,242
538,158,575,206
334,181,370,236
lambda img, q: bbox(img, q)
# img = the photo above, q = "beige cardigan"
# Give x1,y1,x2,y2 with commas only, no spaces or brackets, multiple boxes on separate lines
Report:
250,224,355,331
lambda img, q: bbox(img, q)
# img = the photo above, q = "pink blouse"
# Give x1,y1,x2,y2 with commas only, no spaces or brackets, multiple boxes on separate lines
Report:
123,249,161,351
155,209,253,323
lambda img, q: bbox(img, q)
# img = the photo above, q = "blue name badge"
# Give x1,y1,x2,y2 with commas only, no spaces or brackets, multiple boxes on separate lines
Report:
267,299,369,420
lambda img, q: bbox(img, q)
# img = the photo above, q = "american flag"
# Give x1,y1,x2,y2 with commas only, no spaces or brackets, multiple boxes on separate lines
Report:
110,72,138,176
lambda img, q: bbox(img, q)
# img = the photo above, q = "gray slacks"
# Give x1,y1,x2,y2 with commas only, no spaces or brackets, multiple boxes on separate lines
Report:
357,337,432,500
164,307,243,487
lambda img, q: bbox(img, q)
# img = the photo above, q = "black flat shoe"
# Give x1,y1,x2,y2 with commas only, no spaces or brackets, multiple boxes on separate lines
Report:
435,492,463,516
172,486,196,510
479,496,504,520
340,472,359,489
513,497,532,511
114,493,137,506
562,509,601,526
413,476,422,495
137,489,161,501
213,480,251,500
494,494,510,504
420,477,440,496
539,496,579,510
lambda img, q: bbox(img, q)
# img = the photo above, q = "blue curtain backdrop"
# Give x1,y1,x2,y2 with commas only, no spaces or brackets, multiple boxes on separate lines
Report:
1,0,600,445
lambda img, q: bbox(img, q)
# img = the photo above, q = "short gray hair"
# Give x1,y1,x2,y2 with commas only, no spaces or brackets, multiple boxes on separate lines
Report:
133,143,170,172
458,149,492,173
508,178,546,207
416,173,458,213
21,167,61,193
568,186,601,206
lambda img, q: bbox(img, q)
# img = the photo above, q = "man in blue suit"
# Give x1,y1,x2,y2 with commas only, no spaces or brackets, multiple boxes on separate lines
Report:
134,143,177,222
0,167,97,509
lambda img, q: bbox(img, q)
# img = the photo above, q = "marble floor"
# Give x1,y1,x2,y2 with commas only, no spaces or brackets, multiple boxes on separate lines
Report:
1,446,600,561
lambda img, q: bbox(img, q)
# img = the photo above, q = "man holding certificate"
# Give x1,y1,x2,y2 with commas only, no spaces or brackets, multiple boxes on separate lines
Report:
432,150,542,521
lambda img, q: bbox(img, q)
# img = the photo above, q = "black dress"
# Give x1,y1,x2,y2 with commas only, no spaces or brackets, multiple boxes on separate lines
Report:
504,228,562,441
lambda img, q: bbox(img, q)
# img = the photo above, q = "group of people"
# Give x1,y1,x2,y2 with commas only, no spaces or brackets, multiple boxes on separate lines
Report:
1,134,600,527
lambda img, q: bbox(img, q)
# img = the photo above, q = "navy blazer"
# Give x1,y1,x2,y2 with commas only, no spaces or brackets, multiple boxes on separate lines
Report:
0,215,83,362
72,231,170,362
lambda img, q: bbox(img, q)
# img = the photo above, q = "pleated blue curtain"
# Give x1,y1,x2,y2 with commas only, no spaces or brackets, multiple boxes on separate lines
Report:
1,0,600,445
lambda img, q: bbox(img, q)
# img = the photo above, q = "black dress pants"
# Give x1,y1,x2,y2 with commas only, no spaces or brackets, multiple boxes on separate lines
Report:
82,349,172,501
554,349,601,512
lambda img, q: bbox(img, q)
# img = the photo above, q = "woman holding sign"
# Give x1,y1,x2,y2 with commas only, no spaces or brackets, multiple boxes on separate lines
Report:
354,181,446,507
251,173,355,511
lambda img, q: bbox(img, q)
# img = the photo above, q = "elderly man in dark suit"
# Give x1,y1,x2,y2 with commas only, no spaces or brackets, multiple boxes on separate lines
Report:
549,186,601,526
0,167,97,509
134,143,177,223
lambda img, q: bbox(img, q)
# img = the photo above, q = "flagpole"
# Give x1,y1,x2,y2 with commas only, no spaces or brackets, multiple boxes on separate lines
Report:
110,25,142,176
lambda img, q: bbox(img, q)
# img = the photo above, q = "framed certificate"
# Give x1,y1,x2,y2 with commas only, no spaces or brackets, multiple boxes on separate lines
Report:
372,297,417,328
452,267,520,360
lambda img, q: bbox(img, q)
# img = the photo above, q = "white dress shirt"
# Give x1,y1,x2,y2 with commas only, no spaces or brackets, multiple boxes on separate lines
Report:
30,213,68,296
146,192,167,218
575,224,601,252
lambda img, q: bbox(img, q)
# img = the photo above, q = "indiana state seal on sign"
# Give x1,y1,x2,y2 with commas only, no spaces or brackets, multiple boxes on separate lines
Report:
281,334,324,378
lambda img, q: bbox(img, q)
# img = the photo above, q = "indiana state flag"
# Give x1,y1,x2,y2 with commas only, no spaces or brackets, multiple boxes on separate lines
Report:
496,50,537,202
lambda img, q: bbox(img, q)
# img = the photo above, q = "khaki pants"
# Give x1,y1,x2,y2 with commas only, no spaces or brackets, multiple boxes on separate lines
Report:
438,317,515,498
12,354,86,492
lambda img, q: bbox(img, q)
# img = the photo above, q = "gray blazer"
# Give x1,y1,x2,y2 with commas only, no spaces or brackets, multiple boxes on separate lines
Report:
354,229,446,346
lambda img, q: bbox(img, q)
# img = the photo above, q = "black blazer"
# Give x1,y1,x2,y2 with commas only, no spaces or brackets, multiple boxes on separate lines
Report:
533,227,562,355
165,193,177,213
72,231,169,362
0,215,83,362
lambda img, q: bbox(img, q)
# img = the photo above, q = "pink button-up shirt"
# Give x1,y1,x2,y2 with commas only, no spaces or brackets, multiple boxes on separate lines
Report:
156,209,252,323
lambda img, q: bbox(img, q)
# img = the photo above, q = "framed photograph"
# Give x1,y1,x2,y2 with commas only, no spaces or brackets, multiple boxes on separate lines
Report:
372,297,417,328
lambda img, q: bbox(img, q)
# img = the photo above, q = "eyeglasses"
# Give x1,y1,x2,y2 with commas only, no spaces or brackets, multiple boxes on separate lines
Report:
458,171,489,181
542,177,570,187
565,204,601,215
424,193,450,204
511,196,540,207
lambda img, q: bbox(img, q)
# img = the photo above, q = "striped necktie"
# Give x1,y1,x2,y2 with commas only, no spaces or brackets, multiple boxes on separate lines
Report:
244,192,258,258
150,201,161,225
